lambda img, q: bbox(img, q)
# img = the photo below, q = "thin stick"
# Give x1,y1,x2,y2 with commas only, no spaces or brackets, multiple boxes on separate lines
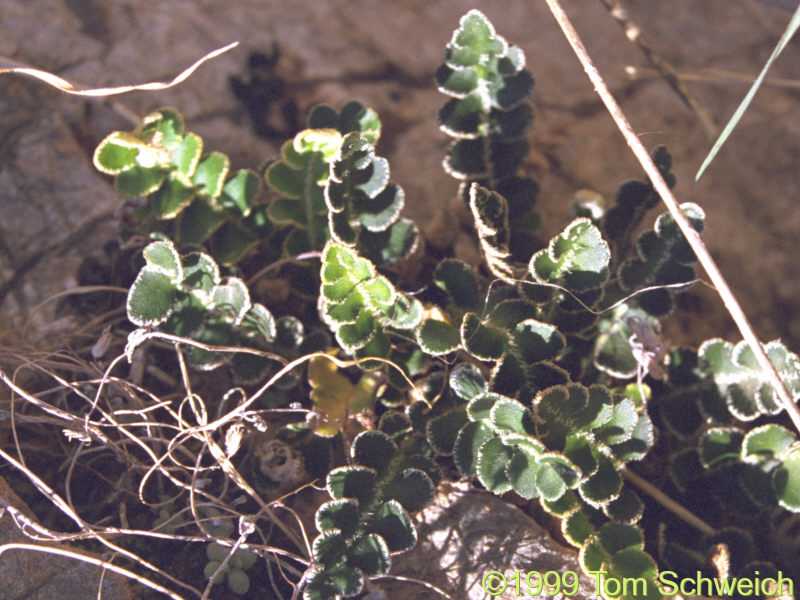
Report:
0,42,238,97
626,65,800,91
598,0,717,139
622,468,715,536
543,0,800,436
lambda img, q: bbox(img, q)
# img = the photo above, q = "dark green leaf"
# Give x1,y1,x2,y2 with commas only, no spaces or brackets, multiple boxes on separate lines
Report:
193,152,230,200
490,397,532,434
453,421,494,477
449,363,486,400
93,131,142,174
536,461,567,501
142,241,181,279
741,424,796,464
365,500,416,553
178,198,225,244
434,259,481,311
127,268,176,326
351,430,397,474
603,486,644,524
150,175,194,219
507,449,539,499
426,409,469,456
348,534,390,576
116,165,166,197
303,564,363,600
315,499,360,537
170,132,202,176
212,221,256,265
579,452,622,507
512,319,565,363
476,437,513,493
220,169,260,216
327,466,377,505
417,319,460,355
562,508,594,546
312,529,347,564
529,218,609,292
698,427,744,468
773,445,800,511
461,312,506,360
598,522,644,554
384,469,435,512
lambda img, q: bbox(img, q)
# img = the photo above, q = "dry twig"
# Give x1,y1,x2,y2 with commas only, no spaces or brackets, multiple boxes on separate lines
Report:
598,0,718,139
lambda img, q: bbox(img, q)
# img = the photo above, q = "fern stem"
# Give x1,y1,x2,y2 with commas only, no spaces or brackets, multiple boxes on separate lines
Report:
543,0,800,436
622,468,715,536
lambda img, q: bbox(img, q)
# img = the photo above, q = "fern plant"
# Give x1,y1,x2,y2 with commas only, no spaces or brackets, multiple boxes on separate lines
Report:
437,9,540,261
325,132,419,266
305,422,439,600
126,239,276,372
94,108,267,265
95,8,800,600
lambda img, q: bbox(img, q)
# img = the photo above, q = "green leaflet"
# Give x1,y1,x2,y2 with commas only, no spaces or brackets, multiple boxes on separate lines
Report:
94,107,268,272
458,294,568,401
469,183,515,283
433,258,481,312
445,382,652,510
700,338,800,421
529,217,610,293
774,445,800,511
593,305,656,379
192,152,229,200
618,202,704,317
741,424,796,464
604,146,675,245
325,132,419,265
416,319,460,356
95,108,260,226
127,268,177,326
319,242,422,355
307,101,382,146
265,128,342,254
438,9,533,179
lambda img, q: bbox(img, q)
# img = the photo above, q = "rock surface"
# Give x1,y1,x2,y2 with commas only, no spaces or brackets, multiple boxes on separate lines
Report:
0,476,132,600
385,482,598,600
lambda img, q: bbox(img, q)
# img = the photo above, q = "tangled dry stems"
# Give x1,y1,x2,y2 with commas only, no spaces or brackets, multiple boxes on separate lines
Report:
0,331,322,599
